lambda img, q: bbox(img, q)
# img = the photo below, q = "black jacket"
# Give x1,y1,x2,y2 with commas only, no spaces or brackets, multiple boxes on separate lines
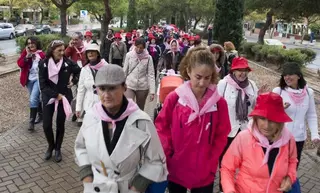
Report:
38,57,81,105
100,36,114,62
160,50,183,72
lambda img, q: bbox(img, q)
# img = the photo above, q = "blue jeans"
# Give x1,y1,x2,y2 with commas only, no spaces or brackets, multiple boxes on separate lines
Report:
26,79,40,108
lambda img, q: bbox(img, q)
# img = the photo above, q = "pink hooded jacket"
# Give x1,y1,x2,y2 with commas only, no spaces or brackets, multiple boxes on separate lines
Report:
155,82,231,189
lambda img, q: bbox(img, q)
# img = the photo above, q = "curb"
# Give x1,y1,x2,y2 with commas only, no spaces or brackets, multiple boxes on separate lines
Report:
0,67,19,77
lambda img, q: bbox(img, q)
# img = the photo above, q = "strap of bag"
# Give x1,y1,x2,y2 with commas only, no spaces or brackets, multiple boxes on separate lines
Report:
89,68,97,80
115,44,124,58
126,58,150,78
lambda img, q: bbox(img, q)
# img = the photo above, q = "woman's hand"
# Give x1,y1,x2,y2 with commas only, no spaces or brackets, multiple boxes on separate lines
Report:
57,94,64,101
76,111,81,118
129,186,139,192
149,94,155,102
277,176,292,192
312,138,320,145
26,47,32,58
69,40,74,47
82,176,93,183
258,84,270,95
284,102,291,109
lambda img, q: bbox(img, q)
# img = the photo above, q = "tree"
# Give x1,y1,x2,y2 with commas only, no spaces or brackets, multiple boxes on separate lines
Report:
127,0,137,31
213,0,245,49
51,0,77,36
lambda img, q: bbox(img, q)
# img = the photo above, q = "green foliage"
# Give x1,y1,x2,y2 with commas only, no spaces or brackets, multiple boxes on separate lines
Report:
213,0,244,49
240,42,313,67
69,18,80,25
190,29,208,39
127,0,137,31
15,34,71,53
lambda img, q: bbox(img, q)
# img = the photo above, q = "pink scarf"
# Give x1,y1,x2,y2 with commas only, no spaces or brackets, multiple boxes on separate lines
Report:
249,120,292,166
94,99,139,132
225,74,248,99
48,57,63,84
175,82,221,143
89,59,107,70
286,86,307,105
31,50,43,61
47,96,72,120
136,49,150,61
74,44,86,59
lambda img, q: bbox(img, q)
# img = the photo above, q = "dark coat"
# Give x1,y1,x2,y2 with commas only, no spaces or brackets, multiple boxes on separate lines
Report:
38,57,81,105
159,50,183,72
100,36,114,62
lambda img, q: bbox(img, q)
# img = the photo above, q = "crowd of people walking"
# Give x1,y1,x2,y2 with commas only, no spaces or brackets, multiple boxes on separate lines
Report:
16,24,319,193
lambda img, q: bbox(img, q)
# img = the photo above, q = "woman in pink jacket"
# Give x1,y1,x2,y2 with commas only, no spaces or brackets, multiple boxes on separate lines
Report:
221,92,298,193
155,46,231,193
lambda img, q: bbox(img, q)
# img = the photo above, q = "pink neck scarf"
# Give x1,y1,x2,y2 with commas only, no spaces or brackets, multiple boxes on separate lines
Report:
136,49,150,61
94,99,139,132
31,50,43,61
75,44,85,59
47,96,72,120
89,59,107,70
175,82,221,143
248,120,292,166
225,74,248,99
286,86,307,105
48,57,63,84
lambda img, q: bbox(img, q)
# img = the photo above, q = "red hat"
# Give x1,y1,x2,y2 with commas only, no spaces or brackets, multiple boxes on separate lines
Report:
120,29,124,33
126,32,132,37
84,31,93,37
132,29,137,32
189,36,195,41
148,34,156,40
114,33,122,39
211,47,221,53
230,57,252,71
195,35,200,40
249,92,292,123
183,34,189,39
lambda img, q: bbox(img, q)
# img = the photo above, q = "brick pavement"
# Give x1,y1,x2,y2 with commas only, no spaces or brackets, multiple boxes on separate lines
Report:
0,100,319,193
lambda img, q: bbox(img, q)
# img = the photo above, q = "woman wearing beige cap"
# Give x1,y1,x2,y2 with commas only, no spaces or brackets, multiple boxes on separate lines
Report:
75,43,108,127
75,64,167,193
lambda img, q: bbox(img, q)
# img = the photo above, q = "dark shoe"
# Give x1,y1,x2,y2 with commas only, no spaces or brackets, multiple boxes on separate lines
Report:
28,108,37,131
71,114,77,122
55,150,62,162
44,147,54,160
35,103,43,124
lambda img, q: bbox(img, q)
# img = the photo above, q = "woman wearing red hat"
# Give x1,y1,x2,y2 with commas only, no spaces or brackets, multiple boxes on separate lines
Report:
83,31,93,48
147,34,161,76
217,57,268,193
221,92,298,193
273,62,320,167
125,32,133,51
109,32,127,67
181,36,195,56
209,44,226,78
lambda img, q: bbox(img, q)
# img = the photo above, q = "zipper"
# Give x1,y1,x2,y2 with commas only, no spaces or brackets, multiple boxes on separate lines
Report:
266,148,281,193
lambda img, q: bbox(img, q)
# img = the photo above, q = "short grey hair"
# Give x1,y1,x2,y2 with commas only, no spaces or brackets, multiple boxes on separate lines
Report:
72,32,83,40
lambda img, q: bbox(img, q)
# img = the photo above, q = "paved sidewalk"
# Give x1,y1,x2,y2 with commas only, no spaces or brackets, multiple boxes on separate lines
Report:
0,101,320,192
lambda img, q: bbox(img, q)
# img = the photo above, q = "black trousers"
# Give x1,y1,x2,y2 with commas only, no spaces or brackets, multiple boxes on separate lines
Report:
296,141,305,168
168,181,214,193
43,102,66,150
112,59,123,67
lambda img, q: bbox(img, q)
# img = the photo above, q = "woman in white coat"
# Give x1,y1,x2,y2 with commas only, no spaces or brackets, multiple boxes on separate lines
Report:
75,43,108,127
123,38,155,110
217,57,267,192
75,64,167,193
273,62,320,167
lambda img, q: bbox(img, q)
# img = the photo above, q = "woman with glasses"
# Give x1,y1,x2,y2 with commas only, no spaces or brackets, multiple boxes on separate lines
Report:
38,40,81,162
75,64,167,193
17,36,45,131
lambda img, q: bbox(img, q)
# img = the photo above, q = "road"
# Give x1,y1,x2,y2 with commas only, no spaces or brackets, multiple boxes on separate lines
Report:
246,35,320,70
0,23,101,56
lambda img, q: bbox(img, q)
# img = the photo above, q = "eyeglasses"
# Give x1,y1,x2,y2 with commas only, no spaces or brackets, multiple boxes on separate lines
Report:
50,40,64,47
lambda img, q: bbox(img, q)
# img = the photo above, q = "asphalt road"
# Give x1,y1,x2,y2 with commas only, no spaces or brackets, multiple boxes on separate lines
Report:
246,36,320,70
0,39,18,56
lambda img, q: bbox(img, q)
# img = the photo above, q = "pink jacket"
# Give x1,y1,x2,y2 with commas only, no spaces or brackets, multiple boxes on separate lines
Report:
221,129,298,193
155,84,231,189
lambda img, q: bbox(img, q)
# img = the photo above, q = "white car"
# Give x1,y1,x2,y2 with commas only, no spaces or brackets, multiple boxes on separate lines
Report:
0,23,15,39
264,39,286,49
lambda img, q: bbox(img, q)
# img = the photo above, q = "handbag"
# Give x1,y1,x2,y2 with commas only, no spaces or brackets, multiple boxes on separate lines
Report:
287,179,301,193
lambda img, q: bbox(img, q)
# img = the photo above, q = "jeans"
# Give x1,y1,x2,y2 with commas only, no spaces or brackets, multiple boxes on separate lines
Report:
26,79,40,108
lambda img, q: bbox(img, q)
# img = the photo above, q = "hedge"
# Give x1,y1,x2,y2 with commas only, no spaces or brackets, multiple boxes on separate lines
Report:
240,42,315,68
16,34,71,53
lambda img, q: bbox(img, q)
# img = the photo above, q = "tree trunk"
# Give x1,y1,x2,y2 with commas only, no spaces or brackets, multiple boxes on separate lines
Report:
270,22,276,38
40,8,44,24
60,7,68,36
9,0,13,19
300,19,309,44
150,13,155,26
193,17,201,30
127,0,137,31
120,15,123,28
258,10,273,44
102,0,112,41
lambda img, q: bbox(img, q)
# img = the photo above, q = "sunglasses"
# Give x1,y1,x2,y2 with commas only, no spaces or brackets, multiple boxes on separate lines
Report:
50,40,64,47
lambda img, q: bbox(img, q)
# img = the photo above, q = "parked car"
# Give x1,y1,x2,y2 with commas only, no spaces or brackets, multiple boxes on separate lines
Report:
51,25,68,34
15,24,36,37
264,39,286,49
0,23,15,39
35,24,51,34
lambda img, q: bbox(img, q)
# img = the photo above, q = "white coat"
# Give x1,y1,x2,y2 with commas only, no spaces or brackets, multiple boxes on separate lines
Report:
76,65,102,113
217,78,258,138
273,87,319,142
123,51,155,94
74,108,168,193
